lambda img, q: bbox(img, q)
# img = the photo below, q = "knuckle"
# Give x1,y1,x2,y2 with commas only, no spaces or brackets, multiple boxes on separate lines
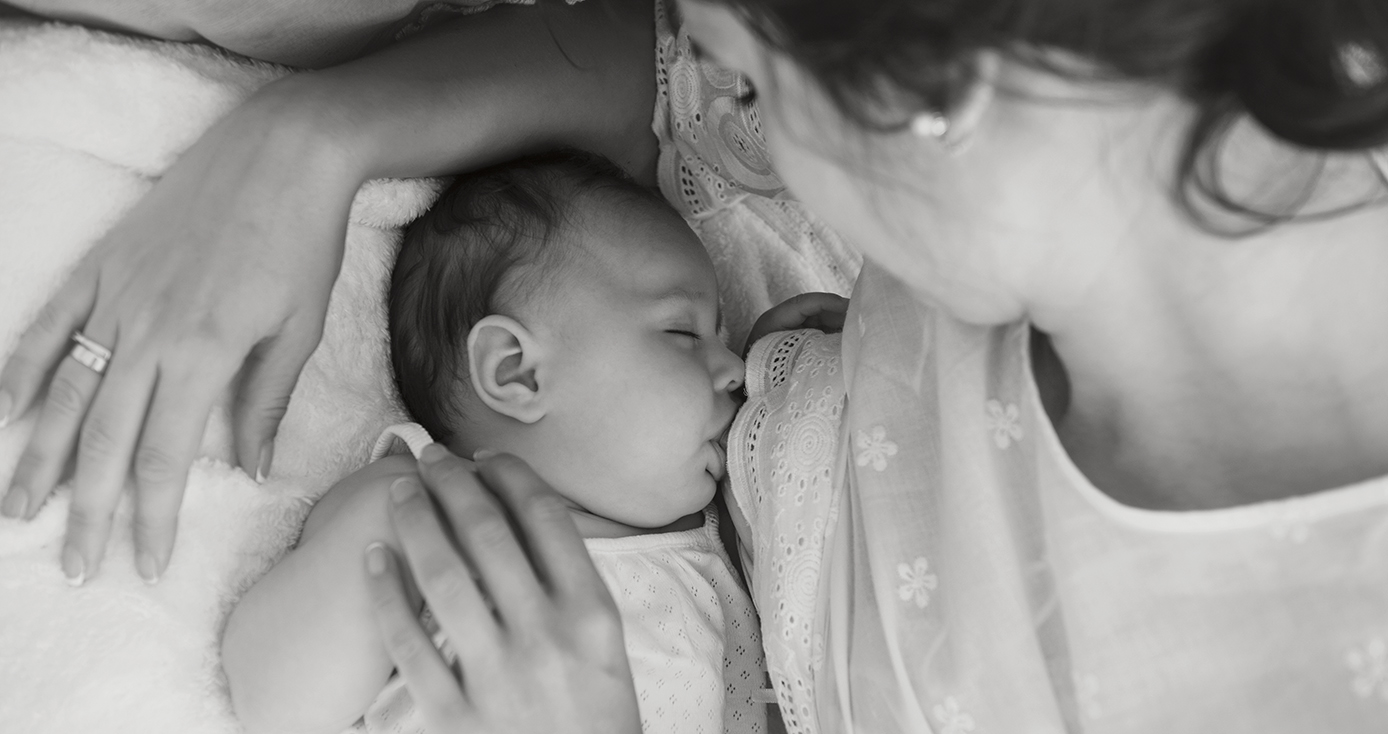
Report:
424,456,474,487
66,500,107,534
13,448,48,486
133,444,182,487
255,394,291,423
31,301,69,336
78,416,121,460
519,492,569,526
569,602,624,649
384,626,429,662
127,307,167,343
0,350,35,387
466,513,516,553
417,558,473,603
191,313,231,347
45,374,89,417
130,511,169,546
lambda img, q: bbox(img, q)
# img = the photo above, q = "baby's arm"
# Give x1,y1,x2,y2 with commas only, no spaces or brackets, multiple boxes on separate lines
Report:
221,454,420,734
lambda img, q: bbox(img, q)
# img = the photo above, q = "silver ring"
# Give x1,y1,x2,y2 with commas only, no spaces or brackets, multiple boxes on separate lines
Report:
69,330,113,375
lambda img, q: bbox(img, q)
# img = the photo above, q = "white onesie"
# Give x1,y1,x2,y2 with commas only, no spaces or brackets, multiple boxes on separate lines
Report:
359,424,769,734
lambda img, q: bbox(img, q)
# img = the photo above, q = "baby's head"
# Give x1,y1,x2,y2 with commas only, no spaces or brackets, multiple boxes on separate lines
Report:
390,150,744,530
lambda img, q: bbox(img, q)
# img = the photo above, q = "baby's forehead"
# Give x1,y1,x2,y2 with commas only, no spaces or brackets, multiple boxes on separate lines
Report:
568,188,702,256
527,204,712,308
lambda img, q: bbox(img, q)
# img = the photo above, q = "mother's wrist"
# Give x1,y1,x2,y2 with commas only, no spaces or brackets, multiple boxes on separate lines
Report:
228,72,378,193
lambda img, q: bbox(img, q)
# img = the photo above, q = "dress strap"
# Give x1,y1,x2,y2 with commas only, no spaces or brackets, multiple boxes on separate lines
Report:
370,422,436,462
1371,148,1388,182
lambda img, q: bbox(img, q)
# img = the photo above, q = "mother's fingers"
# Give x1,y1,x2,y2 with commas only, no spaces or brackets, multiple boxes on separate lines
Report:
364,541,480,731
0,267,98,428
381,453,640,734
387,474,503,664
469,452,607,604
65,353,158,583
124,355,236,583
416,446,548,628
231,330,320,482
1,337,109,526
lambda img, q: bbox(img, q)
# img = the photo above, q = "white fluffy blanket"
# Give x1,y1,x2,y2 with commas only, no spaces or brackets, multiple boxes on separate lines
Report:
0,21,441,734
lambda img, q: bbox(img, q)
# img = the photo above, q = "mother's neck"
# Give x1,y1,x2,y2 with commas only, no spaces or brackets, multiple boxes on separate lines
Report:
1021,96,1388,510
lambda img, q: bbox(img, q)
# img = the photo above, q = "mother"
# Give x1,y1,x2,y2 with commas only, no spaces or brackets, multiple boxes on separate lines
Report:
7,0,1388,730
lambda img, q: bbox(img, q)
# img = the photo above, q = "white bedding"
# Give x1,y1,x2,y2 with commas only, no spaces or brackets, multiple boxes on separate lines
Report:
0,21,440,734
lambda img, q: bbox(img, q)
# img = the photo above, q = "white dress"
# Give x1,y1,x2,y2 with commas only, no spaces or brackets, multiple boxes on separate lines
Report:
360,424,768,734
726,264,1388,734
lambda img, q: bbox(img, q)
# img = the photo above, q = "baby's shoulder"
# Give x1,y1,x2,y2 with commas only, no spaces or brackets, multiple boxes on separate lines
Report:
301,454,418,541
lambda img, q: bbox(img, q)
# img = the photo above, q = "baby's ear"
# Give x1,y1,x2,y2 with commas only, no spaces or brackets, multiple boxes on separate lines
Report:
467,315,547,424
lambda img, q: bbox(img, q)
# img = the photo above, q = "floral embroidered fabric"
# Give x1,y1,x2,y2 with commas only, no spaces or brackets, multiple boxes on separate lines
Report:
797,263,1388,733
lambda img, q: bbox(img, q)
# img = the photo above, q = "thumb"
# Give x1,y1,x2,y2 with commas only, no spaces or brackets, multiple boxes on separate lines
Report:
233,329,319,482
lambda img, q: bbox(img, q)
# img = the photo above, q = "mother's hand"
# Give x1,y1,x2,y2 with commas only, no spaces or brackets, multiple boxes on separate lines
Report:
366,447,641,734
0,87,363,584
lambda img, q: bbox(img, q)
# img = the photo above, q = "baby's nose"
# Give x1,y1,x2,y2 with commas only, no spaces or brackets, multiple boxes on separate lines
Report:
715,345,745,394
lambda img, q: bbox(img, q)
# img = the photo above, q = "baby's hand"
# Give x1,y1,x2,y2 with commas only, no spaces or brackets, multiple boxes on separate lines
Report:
744,293,850,356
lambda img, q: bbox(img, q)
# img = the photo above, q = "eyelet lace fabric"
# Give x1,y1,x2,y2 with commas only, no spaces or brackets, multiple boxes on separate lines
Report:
727,330,846,734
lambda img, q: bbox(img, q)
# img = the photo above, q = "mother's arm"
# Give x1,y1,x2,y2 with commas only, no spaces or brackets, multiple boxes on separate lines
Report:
0,0,657,585
4,0,460,68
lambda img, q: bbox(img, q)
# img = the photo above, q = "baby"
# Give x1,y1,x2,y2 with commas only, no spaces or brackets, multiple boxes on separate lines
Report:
221,150,812,734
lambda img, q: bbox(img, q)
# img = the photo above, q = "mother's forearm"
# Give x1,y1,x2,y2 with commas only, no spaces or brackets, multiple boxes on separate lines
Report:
250,0,659,190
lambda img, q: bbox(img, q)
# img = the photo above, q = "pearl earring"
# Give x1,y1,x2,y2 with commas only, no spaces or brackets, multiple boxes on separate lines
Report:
910,110,950,139
1340,42,1386,89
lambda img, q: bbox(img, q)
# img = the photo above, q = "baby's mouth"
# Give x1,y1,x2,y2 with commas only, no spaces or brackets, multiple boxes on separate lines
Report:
708,439,728,482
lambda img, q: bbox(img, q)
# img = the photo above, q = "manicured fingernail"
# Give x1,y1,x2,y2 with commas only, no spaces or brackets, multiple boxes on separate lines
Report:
1,489,26,519
62,546,86,587
255,440,275,484
418,443,449,465
365,542,388,575
137,551,161,585
0,390,12,429
472,448,498,461
389,476,418,504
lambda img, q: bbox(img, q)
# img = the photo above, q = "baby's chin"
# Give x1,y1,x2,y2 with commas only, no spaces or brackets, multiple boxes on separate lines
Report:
592,475,717,533
570,501,708,539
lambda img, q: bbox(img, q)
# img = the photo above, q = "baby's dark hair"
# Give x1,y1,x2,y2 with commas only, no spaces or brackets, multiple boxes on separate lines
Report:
389,149,668,445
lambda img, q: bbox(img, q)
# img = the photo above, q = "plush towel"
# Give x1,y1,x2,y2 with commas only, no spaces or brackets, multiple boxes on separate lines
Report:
0,20,441,734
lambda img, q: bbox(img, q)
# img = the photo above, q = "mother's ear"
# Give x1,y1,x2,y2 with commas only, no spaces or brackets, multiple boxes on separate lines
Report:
911,50,1001,154
467,315,548,424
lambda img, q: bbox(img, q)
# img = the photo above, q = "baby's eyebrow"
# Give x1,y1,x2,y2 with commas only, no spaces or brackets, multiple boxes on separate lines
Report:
655,288,721,330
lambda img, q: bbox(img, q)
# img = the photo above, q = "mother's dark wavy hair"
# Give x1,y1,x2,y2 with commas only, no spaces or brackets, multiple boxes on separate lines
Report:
706,0,1388,230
